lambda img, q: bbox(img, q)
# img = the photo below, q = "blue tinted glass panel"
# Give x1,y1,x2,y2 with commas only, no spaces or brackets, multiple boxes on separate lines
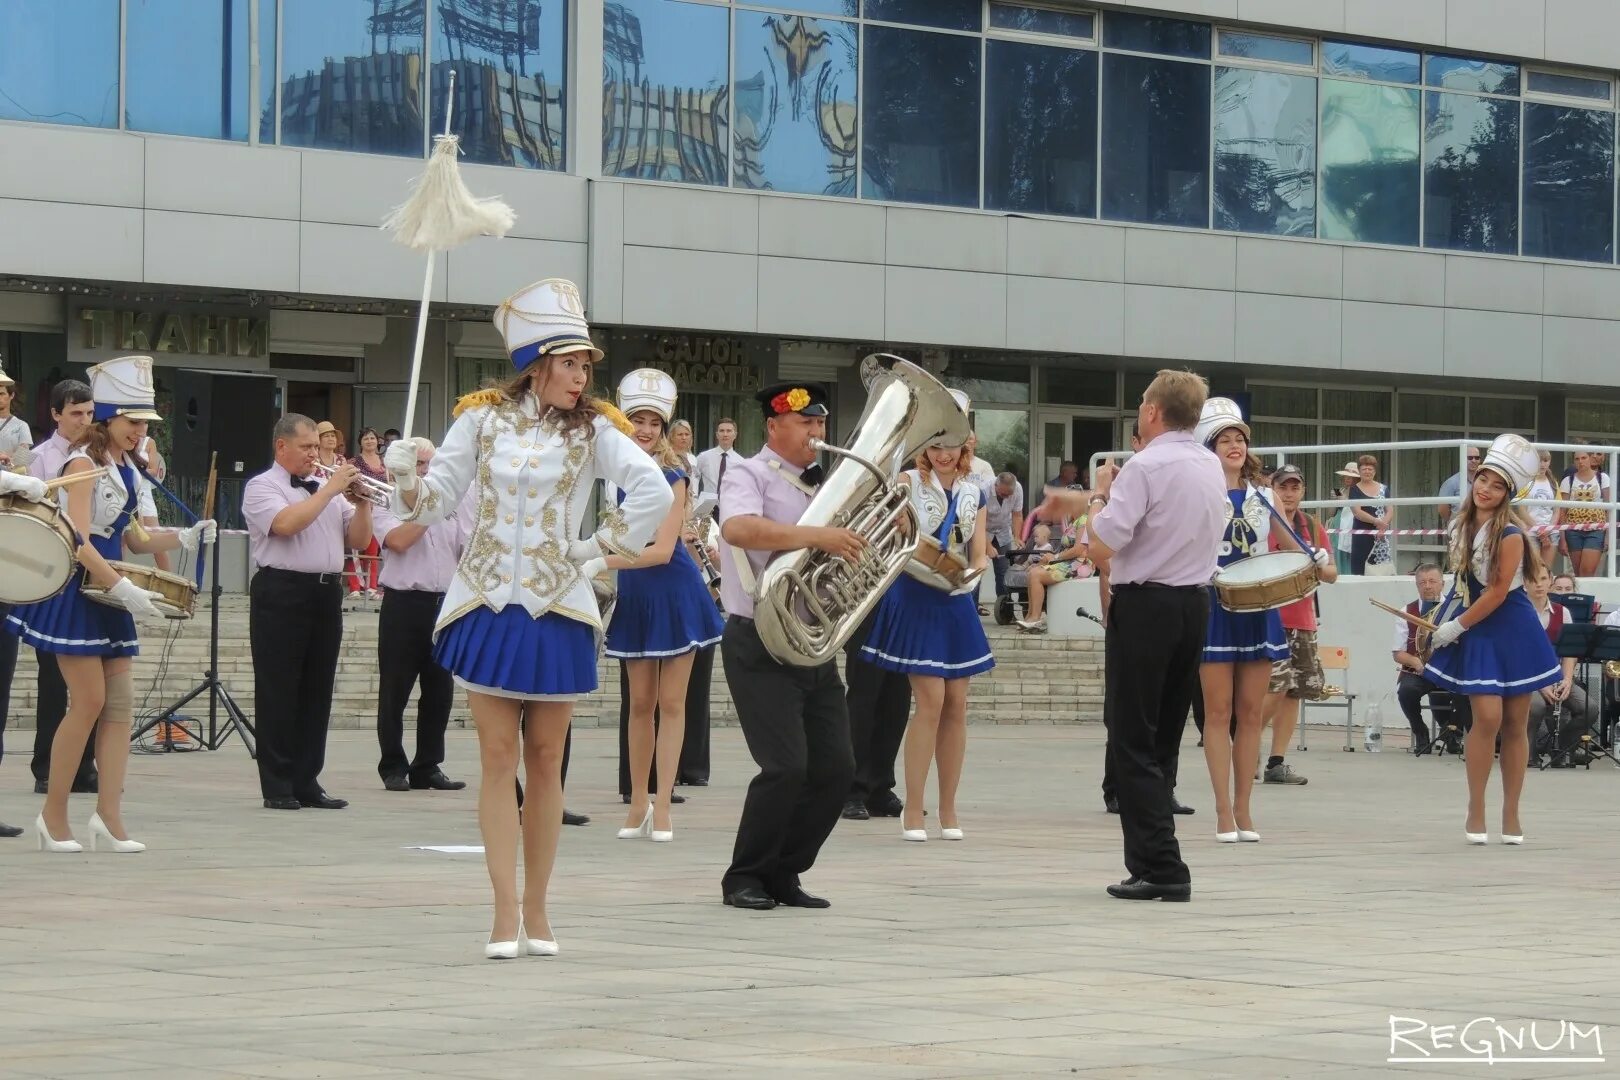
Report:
259,0,277,141
865,0,981,32
767,1,857,14
1527,71,1611,102
1319,80,1420,245
1523,102,1614,263
1423,90,1520,254
0,0,119,128
126,0,250,140
433,0,566,169
604,0,730,184
861,25,980,207
1217,31,1312,67
280,0,425,156
1103,12,1210,59
1101,53,1209,227
990,3,1094,39
734,13,857,196
1214,67,1315,237
985,40,1098,217
1321,41,1420,84
1425,54,1519,96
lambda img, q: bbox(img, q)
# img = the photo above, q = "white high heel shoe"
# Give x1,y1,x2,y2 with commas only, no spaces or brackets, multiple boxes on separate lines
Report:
1237,829,1261,843
650,827,674,843
1465,830,1489,845
901,826,928,842
617,805,653,840
1215,831,1239,843
524,933,560,957
35,814,82,853
1501,834,1525,846
88,813,145,853
486,922,522,960
940,827,964,841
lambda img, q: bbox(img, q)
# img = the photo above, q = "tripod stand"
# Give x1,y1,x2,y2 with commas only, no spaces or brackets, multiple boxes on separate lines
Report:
1538,622,1620,771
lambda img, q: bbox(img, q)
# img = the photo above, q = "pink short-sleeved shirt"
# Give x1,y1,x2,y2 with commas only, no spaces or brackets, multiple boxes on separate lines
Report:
1087,429,1225,587
717,445,816,619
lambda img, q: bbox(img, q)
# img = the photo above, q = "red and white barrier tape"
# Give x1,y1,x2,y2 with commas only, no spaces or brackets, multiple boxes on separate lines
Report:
1326,522,1612,537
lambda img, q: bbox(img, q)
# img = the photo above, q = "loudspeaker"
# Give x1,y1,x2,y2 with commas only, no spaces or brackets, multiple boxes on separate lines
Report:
171,369,279,479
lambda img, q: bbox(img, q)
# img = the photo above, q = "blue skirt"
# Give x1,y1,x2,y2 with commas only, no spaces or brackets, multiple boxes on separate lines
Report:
604,548,723,660
4,567,139,658
434,605,598,698
859,573,995,678
1426,588,1561,696
1203,587,1288,663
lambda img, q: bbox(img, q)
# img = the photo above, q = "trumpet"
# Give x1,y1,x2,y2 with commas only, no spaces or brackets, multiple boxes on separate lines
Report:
308,461,393,508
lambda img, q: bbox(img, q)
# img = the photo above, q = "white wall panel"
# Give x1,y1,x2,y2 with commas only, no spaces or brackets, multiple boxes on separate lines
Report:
1237,0,1344,32
1124,230,1236,291
1443,309,1543,380
144,211,298,292
587,182,626,324
1123,0,1237,19
299,152,424,228
1007,277,1125,355
1345,0,1447,45
1236,293,1343,369
758,257,884,341
300,223,448,301
1544,316,1620,385
0,292,63,331
623,183,757,255
1123,285,1235,364
1236,238,1342,299
1446,0,1546,60
1341,247,1446,307
884,267,1007,350
0,198,141,282
446,239,588,307
145,140,300,220
1543,263,1620,321
885,208,1007,275
621,247,758,334
1341,301,1446,378
1444,256,1544,315
1006,218,1125,282
757,196,886,264
0,124,144,208
460,166,588,242
1545,0,1620,70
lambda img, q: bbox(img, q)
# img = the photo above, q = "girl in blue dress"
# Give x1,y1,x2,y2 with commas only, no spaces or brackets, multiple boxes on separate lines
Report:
1424,435,1560,846
603,369,724,844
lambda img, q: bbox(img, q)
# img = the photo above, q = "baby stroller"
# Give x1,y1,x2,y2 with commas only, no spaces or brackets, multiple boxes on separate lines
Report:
993,515,1056,626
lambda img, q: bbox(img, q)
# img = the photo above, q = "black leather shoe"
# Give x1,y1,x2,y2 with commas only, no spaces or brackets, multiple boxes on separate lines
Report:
769,885,830,909
1171,798,1196,816
842,800,870,820
263,797,301,810
723,886,777,910
72,773,99,794
677,776,709,786
410,769,466,791
866,793,904,817
0,822,23,838
297,792,348,810
623,792,687,805
1106,878,1190,902
33,780,47,795
1104,796,1119,814
382,773,410,792
562,809,590,826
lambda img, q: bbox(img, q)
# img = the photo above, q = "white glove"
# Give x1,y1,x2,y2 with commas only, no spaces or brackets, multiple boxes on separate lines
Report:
108,577,164,619
1429,619,1467,650
0,472,49,502
180,519,217,547
579,557,607,582
384,439,419,492
568,538,602,563
1311,547,1332,569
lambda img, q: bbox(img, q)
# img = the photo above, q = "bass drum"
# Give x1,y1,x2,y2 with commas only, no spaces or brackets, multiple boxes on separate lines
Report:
0,492,79,605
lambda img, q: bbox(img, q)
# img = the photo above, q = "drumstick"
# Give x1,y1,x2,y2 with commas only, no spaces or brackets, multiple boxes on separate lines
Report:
1370,597,1437,631
43,467,107,492
194,452,218,588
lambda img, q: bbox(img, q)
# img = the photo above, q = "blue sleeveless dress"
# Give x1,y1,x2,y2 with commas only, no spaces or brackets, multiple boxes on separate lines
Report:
1425,525,1561,695
604,467,723,659
4,463,141,658
1203,488,1288,663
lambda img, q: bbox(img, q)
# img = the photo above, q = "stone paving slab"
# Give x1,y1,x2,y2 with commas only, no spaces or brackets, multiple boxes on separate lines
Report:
2,726,1617,1079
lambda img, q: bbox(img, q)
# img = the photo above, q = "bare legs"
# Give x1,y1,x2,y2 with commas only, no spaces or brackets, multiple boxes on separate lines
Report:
1463,693,1531,837
623,654,695,834
1024,569,1052,622
902,675,969,833
39,654,110,841
519,703,572,941
1200,659,1271,834
92,666,135,839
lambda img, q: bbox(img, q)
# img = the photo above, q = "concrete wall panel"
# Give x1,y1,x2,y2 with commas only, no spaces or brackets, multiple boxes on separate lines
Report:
0,198,142,282
623,183,757,255
1006,218,1125,283
622,247,759,334
758,257,885,341
1342,247,1446,307
1545,0,1620,69
587,181,626,324
300,152,424,228
1123,285,1236,364
1446,0,1546,60
145,140,300,220
1341,301,1446,378
1236,293,1343,369
1125,229,1237,292
1237,0,1344,33
757,197,886,264
886,208,1007,275
460,166,588,243
1444,255,1544,315
884,267,1007,350
144,210,299,293
0,124,144,208
1544,316,1620,384
1344,0,1447,45
1543,263,1620,321
1236,238,1342,299
1444,309,1543,380
300,223,448,301
1007,277,1125,356
446,239,588,307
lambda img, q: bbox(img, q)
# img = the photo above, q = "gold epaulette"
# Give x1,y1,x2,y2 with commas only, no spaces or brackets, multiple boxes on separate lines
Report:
594,400,635,437
453,388,506,418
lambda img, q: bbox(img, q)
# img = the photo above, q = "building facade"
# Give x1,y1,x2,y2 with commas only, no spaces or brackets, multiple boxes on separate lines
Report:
7,0,1620,535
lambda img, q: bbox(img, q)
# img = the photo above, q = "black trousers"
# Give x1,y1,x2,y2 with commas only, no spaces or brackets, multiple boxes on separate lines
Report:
0,609,14,769
721,616,854,894
31,649,89,785
1101,678,1186,803
1105,584,1207,885
616,645,716,797
251,569,343,800
1396,672,1472,747
376,588,454,781
843,634,910,803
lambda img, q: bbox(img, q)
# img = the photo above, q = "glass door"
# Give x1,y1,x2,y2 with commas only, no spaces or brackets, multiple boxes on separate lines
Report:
1037,411,1072,488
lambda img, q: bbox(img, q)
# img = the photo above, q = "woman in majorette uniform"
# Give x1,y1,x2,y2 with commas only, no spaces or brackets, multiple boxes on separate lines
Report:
384,279,671,959
5,355,216,855
1195,397,1325,845
1424,435,1560,846
602,369,724,844
860,389,993,843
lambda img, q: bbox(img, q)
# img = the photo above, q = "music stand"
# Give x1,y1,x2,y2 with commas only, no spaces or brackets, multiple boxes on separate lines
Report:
1558,592,1596,623
1541,623,1620,770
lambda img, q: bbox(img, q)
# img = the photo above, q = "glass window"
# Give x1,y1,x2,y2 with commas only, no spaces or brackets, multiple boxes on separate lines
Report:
1102,11,1210,60
1042,367,1115,407
1122,371,1155,407
1522,103,1615,263
0,0,119,128
603,0,730,184
1213,67,1316,237
280,0,426,156
861,25,980,207
433,0,567,169
1216,30,1312,68
1527,70,1612,102
990,3,1095,40
971,408,1031,485
1399,392,1465,426
865,0,981,32
763,1,859,15
1101,54,1210,227
1321,41,1420,85
1569,400,1620,436
126,0,251,140
1252,384,1317,419
1425,54,1519,96
1322,388,1393,424
258,0,276,141
984,40,1098,217
733,13,857,196
1470,396,1535,431
1423,91,1520,254
1319,80,1420,245
947,360,1030,404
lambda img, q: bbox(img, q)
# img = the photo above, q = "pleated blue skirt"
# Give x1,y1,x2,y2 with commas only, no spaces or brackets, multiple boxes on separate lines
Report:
1426,588,1562,696
604,548,723,659
859,573,995,678
4,561,139,658
434,605,598,699
1203,586,1288,664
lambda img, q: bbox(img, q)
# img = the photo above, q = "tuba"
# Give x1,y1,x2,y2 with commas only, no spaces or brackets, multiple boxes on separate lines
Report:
752,355,969,667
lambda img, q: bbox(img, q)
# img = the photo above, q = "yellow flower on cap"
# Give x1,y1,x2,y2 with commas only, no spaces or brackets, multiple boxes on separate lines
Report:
786,388,811,412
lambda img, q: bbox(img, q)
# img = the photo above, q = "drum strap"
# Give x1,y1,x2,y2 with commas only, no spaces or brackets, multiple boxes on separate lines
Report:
1264,497,1319,557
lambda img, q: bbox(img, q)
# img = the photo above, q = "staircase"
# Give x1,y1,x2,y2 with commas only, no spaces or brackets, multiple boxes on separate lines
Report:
2,597,1104,731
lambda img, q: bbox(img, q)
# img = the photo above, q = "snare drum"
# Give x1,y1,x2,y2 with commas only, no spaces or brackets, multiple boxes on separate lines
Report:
1213,551,1318,613
904,535,980,593
0,491,79,605
82,561,198,620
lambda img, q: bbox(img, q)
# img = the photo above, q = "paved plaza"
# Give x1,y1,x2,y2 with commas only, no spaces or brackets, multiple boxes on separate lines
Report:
2,724,1617,1079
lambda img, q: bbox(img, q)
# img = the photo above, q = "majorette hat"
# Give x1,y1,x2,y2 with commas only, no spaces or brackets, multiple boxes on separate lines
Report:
616,368,677,424
88,355,163,423
493,278,603,371
1195,396,1249,448
1478,434,1540,501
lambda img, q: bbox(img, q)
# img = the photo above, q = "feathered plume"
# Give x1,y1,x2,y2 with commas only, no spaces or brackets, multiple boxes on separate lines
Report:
382,134,515,251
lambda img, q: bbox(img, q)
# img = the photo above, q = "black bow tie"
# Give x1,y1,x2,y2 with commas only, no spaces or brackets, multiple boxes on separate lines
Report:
800,463,824,488
291,474,318,495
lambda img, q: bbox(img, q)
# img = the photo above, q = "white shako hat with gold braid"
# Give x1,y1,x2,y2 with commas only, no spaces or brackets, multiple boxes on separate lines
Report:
493,278,603,371
617,368,678,424
1478,434,1540,501
1195,396,1249,448
88,355,163,423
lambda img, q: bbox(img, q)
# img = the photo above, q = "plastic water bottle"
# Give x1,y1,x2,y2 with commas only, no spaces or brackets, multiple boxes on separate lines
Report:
1364,701,1384,753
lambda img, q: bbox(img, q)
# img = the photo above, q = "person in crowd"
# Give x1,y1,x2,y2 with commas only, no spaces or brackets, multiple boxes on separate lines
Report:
382,428,402,451
135,433,171,572
1524,565,1595,764
1424,436,1561,845
695,417,739,504
6,356,215,853
1014,512,1090,632
1552,572,1578,596
25,379,97,795
1330,462,1357,576
984,471,1024,612
1348,454,1392,575
1049,460,1079,488
602,370,723,845
1556,443,1610,579
347,427,387,598
0,365,33,466
1392,563,1469,756
669,419,700,487
316,421,344,469
0,467,56,838
244,414,373,813
384,278,670,957
1437,446,1482,528
373,439,468,794
841,602,912,821
1527,451,1559,571
1258,464,1338,786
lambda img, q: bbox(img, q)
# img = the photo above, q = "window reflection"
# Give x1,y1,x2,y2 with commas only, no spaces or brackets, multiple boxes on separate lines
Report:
733,12,857,196
1320,41,1419,84
865,0,981,32
1103,12,1210,59
1217,31,1311,67
861,25,980,207
432,1,566,169
990,2,1094,39
1319,80,1420,245
775,0,859,15
126,0,249,140
280,0,425,156
1523,103,1614,263
1101,53,1209,228
603,0,729,184
0,0,119,128
1423,90,1519,254
1214,67,1316,236
1526,71,1610,102
1425,54,1519,96
984,40,1098,217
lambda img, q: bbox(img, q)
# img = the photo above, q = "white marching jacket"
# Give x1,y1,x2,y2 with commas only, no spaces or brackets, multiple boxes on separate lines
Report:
60,448,151,539
392,394,672,633
905,468,981,552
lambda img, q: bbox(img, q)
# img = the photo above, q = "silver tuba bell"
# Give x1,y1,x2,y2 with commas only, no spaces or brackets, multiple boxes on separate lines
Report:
752,355,969,667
